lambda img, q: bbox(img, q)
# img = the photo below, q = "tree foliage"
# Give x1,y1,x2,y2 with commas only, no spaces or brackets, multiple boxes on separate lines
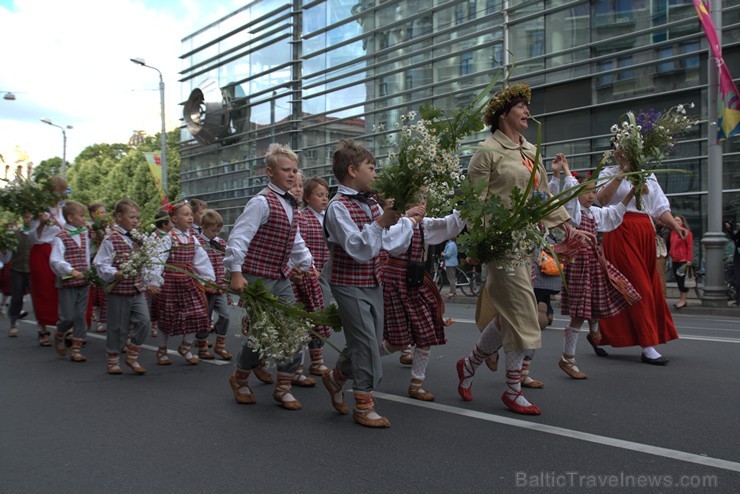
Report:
65,130,180,226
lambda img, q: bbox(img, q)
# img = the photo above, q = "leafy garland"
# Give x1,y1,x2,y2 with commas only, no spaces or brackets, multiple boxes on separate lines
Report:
0,172,66,217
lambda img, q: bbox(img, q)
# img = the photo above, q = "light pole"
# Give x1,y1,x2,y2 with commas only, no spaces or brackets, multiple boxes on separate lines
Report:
40,118,72,178
130,57,167,196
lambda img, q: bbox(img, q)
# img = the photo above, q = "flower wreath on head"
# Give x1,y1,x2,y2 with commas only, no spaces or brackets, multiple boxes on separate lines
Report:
482,83,532,124
161,198,176,216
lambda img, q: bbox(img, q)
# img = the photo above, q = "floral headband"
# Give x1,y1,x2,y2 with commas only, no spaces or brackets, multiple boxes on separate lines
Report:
483,83,532,124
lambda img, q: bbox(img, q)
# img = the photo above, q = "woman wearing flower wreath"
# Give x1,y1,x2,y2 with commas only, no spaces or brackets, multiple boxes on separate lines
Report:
455,83,592,415
592,145,687,364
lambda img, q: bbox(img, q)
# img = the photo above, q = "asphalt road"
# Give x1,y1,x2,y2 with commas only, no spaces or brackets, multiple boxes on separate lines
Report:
1,299,739,493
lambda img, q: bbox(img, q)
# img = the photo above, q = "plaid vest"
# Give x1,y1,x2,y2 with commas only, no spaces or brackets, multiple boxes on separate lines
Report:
242,190,296,279
298,209,329,272
203,236,227,292
392,225,424,263
108,232,145,296
57,230,89,288
329,195,382,287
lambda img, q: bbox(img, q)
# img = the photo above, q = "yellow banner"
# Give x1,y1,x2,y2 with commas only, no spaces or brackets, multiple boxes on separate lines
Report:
143,152,165,198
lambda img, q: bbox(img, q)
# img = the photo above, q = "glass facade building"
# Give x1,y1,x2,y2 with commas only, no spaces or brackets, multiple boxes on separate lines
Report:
179,0,740,250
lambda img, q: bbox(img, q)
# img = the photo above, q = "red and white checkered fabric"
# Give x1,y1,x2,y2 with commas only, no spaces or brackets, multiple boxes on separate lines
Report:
106,232,145,296
297,209,329,272
561,213,636,319
204,237,227,293
292,270,330,340
57,231,89,288
158,232,209,336
382,226,447,347
90,285,107,323
328,195,381,287
242,190,296,279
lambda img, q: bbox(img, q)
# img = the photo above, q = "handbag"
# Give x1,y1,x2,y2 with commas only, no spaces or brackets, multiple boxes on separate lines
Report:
538,249,562,277
683,265,696,289
406,226,426,289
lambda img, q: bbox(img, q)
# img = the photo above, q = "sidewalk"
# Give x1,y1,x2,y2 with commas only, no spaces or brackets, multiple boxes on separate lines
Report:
444,283,739,318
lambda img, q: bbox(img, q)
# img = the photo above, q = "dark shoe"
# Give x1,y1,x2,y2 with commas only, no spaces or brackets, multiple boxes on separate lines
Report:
674,302,687,309
586,333,609,357
641,354,669,365
18,311,28,319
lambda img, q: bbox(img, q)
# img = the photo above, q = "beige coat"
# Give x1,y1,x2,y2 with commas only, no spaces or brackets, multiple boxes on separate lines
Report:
468,130,570,351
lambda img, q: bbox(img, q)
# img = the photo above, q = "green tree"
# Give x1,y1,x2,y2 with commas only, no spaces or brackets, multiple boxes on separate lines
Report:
34,157,62,180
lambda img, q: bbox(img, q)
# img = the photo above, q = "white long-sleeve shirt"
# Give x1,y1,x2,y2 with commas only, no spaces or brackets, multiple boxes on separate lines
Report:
0,250,11,270
385,210,466,257
28,206,66,245
49,226,91,277
324,184,411,262
596,166,671,220
224,183,312,273
150,228,215,287
93,225,135,284
560,176,627,232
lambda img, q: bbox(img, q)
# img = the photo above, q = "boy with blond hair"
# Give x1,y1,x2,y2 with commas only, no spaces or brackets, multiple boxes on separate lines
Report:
225,143,313,410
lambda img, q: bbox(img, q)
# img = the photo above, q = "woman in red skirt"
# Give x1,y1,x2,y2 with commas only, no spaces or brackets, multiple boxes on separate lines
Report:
150,202,215,365
380,196,464,401
29,178,68,345
594,154,688,365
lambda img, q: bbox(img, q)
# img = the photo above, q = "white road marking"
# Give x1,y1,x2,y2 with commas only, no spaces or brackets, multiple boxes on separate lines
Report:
372,391,740,474
448,319,740,343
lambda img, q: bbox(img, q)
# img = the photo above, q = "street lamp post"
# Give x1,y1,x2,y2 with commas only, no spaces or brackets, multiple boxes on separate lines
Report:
40,118,72,179
130,57,167,196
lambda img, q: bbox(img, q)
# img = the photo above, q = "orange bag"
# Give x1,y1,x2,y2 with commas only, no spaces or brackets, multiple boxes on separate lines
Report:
538,250,562,276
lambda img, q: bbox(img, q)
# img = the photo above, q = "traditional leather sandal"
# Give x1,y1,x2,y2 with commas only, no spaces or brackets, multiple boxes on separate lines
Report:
213,336,232,360
322,369,348,415
485,351,499,372
353,392,390,428
177,343,199,365
502,391,541,415
229,371,256,404
520,376,544,389
156,347,172,365
253,365,274,384
107,354,123,375
558,355,587,379
399,347,413,366
124,345,146,374
456,358,474,401
70,339,87,363
408,379,434,401
291,365,317,387
196,339,214,360
53,331,67,357
273,383,302,410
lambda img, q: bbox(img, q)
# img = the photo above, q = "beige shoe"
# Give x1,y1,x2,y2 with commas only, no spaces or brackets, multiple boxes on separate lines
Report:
408,379,434,401
229,370,256,404
558,355,587,379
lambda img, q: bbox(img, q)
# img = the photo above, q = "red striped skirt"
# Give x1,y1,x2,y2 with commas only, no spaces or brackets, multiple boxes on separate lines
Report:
158,270,209,336
599,213,679,347
29,243,58,326
382,258,446,347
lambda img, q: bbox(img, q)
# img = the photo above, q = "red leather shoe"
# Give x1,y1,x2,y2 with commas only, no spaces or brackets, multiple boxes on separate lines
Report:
501,392,542,415
456,358,473,402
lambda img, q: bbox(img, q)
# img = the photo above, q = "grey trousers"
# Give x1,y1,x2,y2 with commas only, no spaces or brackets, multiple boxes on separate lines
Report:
106,293,150,354
197,293,229,339
57,286,89,339
236,276,301,374
331,284,384,392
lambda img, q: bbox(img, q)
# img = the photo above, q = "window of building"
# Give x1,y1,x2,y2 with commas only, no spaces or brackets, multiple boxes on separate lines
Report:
617,55,634,80
656,46,676,73
596,60,614,87
468,0,477,20
528,30,545,58
486,0,498,14
455,3,465,24
460,52,474,76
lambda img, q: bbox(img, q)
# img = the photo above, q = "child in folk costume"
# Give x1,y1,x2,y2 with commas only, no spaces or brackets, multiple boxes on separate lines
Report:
291,176,332,383
552,155,640,378
195,209,232,361
149,210,173,338
286,171,318,387
8,213,33,337
322,139,422,428
49,201,92,362
225,143,313,410
150,202,215,366
88,203,109,333
93,199,155,375
28,176,68,346
380,195,465,401
189,198,208,237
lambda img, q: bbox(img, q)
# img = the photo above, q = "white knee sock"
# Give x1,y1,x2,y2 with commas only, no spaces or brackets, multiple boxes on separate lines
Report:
157,332,169,347
563,326,581,358
411,347,431,381
460,320,502,388
642,346,661,359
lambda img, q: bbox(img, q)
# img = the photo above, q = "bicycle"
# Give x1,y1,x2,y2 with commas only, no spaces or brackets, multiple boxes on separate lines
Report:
693,261,737,303
432,257,482,297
